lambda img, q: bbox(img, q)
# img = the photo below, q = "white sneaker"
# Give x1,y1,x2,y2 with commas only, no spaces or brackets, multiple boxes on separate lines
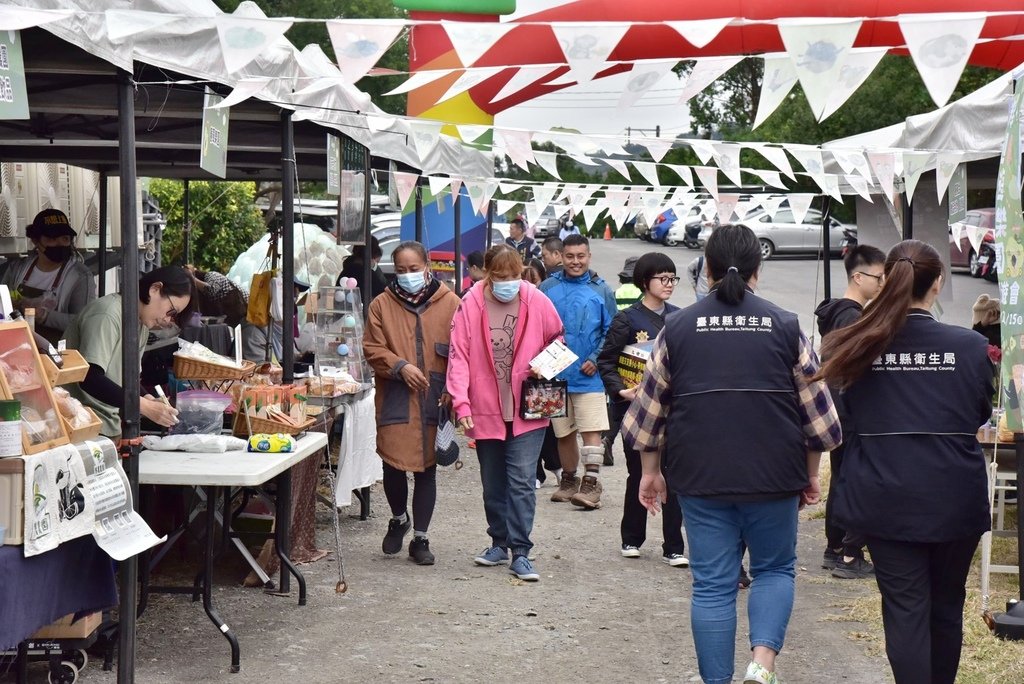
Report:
662,553,690,567
620,544,640,558
743,661,777,684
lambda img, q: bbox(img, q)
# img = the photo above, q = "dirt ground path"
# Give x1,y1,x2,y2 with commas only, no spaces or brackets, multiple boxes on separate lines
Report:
73,436,893,684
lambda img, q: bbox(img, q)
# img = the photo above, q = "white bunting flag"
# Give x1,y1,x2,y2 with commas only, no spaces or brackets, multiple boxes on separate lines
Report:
787,194,816,226
820,175,845,203
215,15,293,74
617,60,678,111
950,221,964,250
326,19,406,85
392,171,419,211
569,186,598,212
631,161,662,187
441,21,515,67
531,183,559,214
712,143,743,187
495,199,520,216
427,176,450,200
495,128,535,172
596,138,629,158
760,194,788,220
569,154,602,167
966,224,986,255
450,177,463,200
105,9,182,41
935,151,962,201
552,22,631,84
689,140,715,165
383,68,457,96
716,194,740,224
788,146,825,176
752,144,796,180
777,18,863,119
581,205,607,229
409,120,444,162
749,168,788,190
491,65,561,103
678,56,743,103
666,164,694,187
205,78,271,109
665,18,733,49
901,151,932,205
845,174,874,202
831,149,873,180
497,181,519,196
753,53,798,129
437,67,503,105
533,150,562,180
602,158,632,181
456,124,491,144
694,166,720,200
866,151,897,199
463,180,486,216
818,47,887,121
475,180,499,217
898,13,987,107
641,138,675,163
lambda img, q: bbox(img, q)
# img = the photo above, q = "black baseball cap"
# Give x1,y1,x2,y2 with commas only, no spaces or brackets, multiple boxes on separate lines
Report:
27,208,76,240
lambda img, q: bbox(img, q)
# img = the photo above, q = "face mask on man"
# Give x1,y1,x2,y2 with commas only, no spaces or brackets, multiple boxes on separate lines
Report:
491,279,521,303
396,270,427,294
43,245,73,263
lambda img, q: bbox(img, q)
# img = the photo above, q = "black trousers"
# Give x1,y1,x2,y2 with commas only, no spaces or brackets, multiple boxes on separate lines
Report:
535,425,561,482
382,462,437,533
865,535,981,684
611,400,685,555
824,444,866,556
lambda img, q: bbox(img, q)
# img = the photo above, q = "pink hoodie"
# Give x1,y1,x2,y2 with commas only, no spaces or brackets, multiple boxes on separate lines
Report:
447,280,564,440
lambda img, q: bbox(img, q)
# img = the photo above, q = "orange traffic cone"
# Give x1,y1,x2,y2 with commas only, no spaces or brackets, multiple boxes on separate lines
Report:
603,222,612,240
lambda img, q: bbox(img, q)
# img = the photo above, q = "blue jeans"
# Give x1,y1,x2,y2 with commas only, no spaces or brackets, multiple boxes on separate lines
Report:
476,424,546,557
679,495,799,684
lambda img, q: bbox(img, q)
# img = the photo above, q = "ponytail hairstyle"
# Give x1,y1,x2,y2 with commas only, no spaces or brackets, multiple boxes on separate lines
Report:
816,239,943,388
705,224,761,305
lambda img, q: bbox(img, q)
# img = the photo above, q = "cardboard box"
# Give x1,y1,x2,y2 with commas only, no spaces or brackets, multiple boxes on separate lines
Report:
0,457,24,545
616,341,654,389
31,611,101,639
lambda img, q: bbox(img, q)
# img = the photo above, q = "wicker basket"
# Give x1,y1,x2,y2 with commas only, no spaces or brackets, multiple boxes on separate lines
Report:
232,411,316,438
173,355,257,381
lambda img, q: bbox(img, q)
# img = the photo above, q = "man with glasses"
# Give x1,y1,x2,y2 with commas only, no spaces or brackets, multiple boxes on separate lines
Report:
539,234,617,509
814,244,886,579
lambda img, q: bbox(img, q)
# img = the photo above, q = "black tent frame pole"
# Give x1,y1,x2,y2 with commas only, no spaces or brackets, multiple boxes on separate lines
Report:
453,184,463,295
414,181,424,243
902,192,914,240
116,68,140,684
98,170,108,297
183,179,191,265
281,111,296,384
821,195,833,300
361,144,372,320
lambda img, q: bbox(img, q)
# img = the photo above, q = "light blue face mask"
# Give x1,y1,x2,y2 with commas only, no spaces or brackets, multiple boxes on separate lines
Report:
396,270,426,294
491,279,521,303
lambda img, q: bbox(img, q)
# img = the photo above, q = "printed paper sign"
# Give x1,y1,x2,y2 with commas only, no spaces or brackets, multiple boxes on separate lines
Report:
947,163,967,224
0,30,29,120
327,134,341,196
530,340,580,380
997,76,1024,430
200,87,229,179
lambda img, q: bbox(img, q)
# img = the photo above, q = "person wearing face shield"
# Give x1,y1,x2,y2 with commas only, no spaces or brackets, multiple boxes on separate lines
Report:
447,245,565,582
0,208,96,344
363,241,461,567
65,266,196,439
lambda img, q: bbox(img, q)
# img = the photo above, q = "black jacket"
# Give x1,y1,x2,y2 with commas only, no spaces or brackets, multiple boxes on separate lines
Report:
815,297,862,337
597,301,678,397
337,259,388,302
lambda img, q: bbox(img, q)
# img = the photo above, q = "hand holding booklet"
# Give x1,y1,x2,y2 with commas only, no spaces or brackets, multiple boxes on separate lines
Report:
529,340,579,380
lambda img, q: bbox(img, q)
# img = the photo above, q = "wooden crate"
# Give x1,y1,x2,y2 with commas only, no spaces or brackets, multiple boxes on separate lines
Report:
31,611,101,639
0,320,70,455
61,405,102,444
40,349,89,386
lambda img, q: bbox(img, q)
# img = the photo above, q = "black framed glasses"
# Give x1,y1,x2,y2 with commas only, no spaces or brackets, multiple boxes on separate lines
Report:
656,276,681,286
856,271,883,282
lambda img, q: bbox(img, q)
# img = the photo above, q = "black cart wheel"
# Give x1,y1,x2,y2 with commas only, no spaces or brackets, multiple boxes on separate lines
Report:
66,649,88,671
48,661,79,684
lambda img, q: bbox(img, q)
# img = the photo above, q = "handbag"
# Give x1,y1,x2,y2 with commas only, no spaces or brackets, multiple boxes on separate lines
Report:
246,270,274,327
519,377,569,420
434,404,461,467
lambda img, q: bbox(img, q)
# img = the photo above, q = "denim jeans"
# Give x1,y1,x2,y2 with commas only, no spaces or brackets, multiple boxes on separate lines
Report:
476,424,547,557
679,495,799,684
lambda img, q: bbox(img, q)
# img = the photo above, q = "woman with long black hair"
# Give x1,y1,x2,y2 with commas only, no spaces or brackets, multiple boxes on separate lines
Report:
816,240,992,684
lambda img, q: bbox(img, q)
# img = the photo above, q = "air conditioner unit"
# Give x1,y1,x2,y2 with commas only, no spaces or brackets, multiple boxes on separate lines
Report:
28,163,69,217
0,163,29,253
67,167,134,248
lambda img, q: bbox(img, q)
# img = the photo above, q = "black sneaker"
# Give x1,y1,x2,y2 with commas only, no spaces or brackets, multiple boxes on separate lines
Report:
832,556,874,579
409,537,435,565
822,548,842,570
738,565,752,589
602,437,614,466
382,516,410,555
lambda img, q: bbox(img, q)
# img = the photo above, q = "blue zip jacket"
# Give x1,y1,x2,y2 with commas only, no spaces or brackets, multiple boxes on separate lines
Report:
539,269,617,392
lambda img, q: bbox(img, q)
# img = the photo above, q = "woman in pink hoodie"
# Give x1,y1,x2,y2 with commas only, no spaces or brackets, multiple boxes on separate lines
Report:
447,245,564,582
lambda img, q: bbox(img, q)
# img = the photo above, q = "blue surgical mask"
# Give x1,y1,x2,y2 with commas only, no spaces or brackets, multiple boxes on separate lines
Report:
396,270,426,294
491,279,521,303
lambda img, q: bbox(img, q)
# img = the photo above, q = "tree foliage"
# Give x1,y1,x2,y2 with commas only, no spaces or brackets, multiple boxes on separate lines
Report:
149,179,267,273
213,0,409,115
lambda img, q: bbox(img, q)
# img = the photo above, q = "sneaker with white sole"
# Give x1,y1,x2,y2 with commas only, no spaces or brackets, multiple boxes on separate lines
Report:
662,553,689,567
509,555,540,581
620,544,640,558
743,661,777,684
474,546,509,566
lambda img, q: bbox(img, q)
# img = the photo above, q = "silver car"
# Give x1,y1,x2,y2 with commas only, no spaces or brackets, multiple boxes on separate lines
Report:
699,208,848,260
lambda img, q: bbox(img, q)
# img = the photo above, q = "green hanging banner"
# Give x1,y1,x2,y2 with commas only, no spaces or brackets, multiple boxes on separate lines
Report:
996,76,1024,429
0,30,30,120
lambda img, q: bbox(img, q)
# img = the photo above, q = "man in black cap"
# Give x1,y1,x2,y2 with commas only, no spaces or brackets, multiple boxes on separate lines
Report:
0,208,95,343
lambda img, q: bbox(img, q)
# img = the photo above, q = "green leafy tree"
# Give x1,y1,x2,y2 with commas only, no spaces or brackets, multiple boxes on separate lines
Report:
149,179,267,273
213,0,409,115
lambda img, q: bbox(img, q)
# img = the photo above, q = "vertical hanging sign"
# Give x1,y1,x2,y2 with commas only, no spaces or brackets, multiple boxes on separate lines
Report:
0,31,29,120
327,134,341,196
200,88,229,178
947,163,967,225
996,77,1024,429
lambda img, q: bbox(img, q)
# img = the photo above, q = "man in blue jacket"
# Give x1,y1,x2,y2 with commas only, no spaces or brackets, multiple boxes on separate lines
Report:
539,234,617,508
